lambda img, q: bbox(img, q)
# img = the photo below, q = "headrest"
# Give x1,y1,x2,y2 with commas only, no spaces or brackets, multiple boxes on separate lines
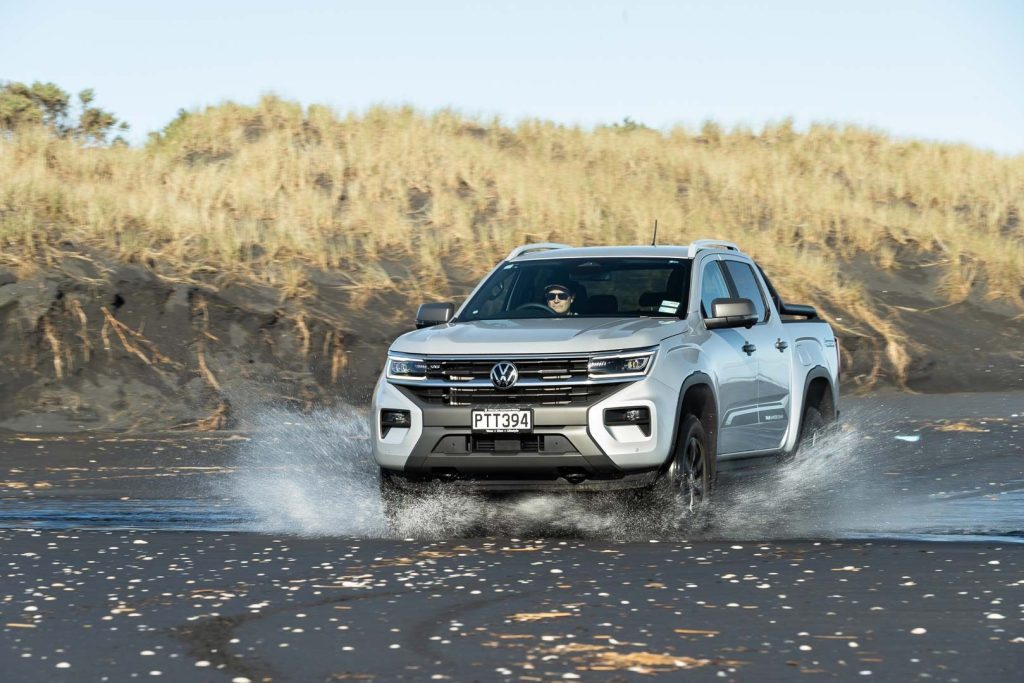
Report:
639,291,665,308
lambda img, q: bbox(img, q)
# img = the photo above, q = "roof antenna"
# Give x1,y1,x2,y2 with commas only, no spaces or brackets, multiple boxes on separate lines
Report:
651,219,659,246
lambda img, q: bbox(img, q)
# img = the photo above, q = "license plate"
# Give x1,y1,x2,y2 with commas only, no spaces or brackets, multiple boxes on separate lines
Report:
471,409,533,433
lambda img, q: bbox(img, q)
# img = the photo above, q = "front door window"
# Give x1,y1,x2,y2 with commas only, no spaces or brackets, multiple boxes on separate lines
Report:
722,260,768,322
700,261,732,318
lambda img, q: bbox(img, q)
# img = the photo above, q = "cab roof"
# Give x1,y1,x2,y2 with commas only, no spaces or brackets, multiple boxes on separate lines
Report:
507,240,744,262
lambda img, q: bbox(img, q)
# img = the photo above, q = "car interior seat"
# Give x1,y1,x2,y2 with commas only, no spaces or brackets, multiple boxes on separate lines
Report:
659,268,687,315
568,282,588,314
639,291,665,310
637,268,687,314
584,294,618,315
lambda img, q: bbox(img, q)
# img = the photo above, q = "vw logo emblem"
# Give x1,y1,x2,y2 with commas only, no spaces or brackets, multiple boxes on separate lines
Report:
490,362,518,389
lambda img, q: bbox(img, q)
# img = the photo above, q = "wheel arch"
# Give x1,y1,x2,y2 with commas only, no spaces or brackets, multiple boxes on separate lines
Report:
801,366,836,422
670,372,719,467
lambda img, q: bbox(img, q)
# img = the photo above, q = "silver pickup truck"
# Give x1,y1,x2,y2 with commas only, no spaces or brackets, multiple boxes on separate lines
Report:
372,240,839,508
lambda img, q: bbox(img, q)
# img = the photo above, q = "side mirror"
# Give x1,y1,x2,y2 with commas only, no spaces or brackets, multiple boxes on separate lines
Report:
415,302,455,329
705,298,758,330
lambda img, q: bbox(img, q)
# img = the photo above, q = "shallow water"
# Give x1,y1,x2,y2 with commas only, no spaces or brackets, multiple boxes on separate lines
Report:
1,392,1021,542
215,401,1023,542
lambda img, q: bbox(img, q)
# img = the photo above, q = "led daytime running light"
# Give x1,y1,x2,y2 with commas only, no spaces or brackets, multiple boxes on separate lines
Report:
587,349,656,378
387,356,427,380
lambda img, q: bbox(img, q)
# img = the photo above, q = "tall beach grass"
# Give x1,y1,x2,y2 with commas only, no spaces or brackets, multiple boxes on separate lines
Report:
2,96,1022,385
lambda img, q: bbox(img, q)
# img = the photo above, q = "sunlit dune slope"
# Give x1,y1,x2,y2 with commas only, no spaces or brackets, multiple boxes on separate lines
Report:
2,96,1022,388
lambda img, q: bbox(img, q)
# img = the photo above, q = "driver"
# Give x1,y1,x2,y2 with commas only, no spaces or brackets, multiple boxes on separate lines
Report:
544,283,576,316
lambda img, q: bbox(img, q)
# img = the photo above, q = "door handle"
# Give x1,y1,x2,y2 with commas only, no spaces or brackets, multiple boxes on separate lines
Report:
775,339,789,352
742,342,756,355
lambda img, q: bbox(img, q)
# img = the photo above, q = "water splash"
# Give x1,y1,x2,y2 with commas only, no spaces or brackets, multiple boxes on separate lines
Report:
219,403,1021,541
218,406,388,537
219,406,678,539
705,404,896,539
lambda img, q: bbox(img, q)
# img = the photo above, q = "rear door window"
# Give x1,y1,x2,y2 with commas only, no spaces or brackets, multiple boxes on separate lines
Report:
723,260,768,322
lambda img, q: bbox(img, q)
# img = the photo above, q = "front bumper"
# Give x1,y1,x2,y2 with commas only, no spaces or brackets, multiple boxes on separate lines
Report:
371,370,679,488
380,465,660,493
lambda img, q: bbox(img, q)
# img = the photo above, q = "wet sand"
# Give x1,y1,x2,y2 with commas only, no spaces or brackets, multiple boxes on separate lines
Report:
1,531,1020,682
0,391,1021,680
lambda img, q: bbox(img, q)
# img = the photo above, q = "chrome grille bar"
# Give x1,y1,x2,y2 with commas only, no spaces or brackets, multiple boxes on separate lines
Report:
403,382,623,407
423,357,590,384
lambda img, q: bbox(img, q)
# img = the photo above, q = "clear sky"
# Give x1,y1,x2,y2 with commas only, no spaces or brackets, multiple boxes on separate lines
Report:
2,0,1022,153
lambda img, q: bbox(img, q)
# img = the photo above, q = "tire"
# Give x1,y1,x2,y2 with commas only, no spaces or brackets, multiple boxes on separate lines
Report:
792,405,826,460
663,415,716,512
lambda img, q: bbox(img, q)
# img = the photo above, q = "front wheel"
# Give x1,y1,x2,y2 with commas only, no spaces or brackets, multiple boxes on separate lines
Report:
664,415,716,512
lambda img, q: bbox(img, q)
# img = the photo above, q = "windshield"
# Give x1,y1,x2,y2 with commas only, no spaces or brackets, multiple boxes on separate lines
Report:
458,257,692,321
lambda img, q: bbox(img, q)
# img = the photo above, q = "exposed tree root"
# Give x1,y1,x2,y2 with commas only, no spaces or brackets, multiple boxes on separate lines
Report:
195,400,230,431
190,295,223,392
69,298,91,363
40,317,63,379
100,306,181,368
195,339,221,392
328,329,347,383
295,314,311,358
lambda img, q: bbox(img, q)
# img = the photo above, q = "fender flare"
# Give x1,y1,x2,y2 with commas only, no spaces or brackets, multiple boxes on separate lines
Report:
794,365,836,445
666,371,719,469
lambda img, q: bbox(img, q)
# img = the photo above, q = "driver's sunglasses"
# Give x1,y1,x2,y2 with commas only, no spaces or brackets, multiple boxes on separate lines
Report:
546,291,570,301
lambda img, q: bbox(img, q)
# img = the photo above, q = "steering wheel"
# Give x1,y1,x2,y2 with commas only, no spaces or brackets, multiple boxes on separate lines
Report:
514,302,556,315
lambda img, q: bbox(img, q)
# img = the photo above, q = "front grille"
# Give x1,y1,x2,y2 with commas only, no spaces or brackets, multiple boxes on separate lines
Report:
405,382,622,406
424,357,590,383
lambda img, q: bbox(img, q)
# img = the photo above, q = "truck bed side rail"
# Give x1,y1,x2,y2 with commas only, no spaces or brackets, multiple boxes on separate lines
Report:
754,263,819,321
779,302,819,319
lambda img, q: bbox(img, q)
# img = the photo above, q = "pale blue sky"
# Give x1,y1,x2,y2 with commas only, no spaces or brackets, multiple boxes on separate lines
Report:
2,1,1022,153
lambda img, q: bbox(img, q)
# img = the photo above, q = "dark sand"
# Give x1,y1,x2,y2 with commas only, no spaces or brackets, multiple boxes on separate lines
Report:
0,391,1022,680
1,532,1020,682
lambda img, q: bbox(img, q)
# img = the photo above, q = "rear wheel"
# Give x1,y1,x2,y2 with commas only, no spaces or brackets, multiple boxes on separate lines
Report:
790,405,828,461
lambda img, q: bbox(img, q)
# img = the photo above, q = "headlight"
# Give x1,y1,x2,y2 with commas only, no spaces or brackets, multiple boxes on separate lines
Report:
386,355,427,381
588,348,657,378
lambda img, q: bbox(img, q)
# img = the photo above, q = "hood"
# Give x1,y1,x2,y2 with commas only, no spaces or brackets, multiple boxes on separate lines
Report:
390,317,688,356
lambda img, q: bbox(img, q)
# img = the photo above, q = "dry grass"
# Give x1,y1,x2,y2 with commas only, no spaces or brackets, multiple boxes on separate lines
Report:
2,96,1022,385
